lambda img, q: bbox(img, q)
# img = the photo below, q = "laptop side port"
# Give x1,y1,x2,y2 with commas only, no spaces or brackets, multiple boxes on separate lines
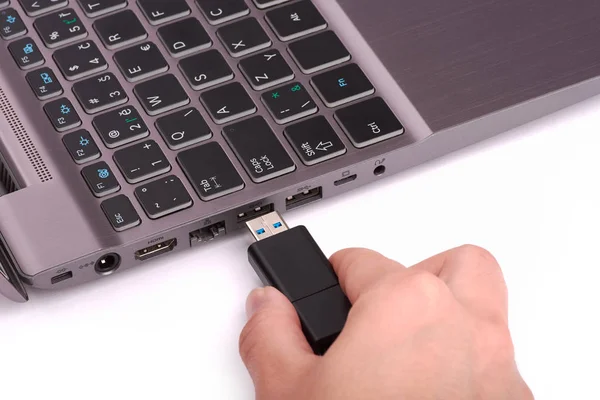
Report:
51,271,73,285
237,203,275,224
334,174,357,186
134,238,178,261
190,221,226,246
286,187,323,210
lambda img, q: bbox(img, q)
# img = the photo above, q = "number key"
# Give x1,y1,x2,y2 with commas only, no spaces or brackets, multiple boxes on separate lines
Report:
34,8,88,48
93,106,150,148
54,40,108,80
113,140,171,184
19,0,68,17
73,73,128,114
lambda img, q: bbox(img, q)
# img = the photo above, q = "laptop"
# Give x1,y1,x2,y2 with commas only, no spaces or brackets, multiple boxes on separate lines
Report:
1,0,599,302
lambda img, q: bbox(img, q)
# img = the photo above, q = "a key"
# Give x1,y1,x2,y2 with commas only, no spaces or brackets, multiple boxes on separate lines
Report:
217,17,271,58
223,116,295,183
44,97,81,132
82,161,120,197
179,49,233,90
288,31,350,74
262,82,318,124
265,0,326,41
53,40,108,80
113,139,171,184
34,8,87,48
157,17,211,58
134,175,193,219
138,0,190,25
114,42,169,83
93,106,150,148
335,97,404,148
26,67,62,99
239,49,294,91
1,8,27,39
101,195,141,232
252,0,289,10
73,72,128,114
177,141,244,201
311,63,374,108
156,107,212,150
134,74,190,116
284,116,346,165
94,10,147,50
62,129,101,164
19,0,67,17
196,0,249,25
78,0,127,18
200,82,256,124
9,37,44,70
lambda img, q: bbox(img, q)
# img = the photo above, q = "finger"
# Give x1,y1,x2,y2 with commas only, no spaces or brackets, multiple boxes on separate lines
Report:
239,287,317,393
411,245,508,322
330,248,405,303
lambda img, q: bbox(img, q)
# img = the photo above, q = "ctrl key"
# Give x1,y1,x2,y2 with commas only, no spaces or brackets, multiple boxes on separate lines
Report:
101,195,141,232
82,161,120,197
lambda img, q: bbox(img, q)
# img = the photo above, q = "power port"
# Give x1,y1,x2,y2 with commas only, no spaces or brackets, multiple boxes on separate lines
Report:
190,221,226,246
95,253,121,275
286,187,322,210
237,203,275,224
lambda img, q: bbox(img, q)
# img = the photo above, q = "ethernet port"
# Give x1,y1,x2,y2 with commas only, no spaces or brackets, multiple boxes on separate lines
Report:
190,221,226,246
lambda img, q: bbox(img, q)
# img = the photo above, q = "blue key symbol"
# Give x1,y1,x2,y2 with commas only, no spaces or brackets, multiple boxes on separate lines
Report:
338,78,348,88
40,72,53,84
60,104,71,115
98,169,110,179
23,44,34,54
6,15,16,24
79,136,90,147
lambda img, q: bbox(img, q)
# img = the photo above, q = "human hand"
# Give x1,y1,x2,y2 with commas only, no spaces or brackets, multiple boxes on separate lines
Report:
239,245,533,400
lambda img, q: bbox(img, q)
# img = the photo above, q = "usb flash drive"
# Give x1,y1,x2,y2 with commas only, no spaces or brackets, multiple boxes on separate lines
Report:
246,212,351,355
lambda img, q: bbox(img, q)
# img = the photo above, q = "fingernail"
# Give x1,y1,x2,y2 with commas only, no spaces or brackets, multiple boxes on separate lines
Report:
246,288,267,319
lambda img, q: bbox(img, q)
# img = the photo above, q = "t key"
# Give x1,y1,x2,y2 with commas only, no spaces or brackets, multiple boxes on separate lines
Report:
73,72,128,114
53,40,108,80
113,140,171,183
134,175,193,219
34,8,88,48
77,0,128,18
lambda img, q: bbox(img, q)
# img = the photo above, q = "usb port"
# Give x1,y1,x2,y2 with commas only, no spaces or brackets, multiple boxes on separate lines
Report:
51,271,73,285
286,187,322,210
334,174,357,186
237,203,275,224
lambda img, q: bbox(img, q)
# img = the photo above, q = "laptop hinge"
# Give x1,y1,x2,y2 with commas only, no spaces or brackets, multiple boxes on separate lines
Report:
0,237,28,303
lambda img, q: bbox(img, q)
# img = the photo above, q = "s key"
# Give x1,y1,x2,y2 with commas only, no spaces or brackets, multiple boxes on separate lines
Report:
73,73,128,114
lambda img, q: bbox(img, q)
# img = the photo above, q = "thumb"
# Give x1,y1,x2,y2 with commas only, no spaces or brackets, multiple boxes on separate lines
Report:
240,287,317,392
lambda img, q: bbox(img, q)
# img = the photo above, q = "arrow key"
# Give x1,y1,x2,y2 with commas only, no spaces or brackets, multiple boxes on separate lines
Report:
200,82,256,124
284,116,346,166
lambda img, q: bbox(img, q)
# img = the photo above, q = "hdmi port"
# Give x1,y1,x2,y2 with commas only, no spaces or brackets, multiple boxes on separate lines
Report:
135,238,178,261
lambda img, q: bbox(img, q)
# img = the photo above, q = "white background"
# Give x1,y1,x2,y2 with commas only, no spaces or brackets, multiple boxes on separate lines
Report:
2,93,600,399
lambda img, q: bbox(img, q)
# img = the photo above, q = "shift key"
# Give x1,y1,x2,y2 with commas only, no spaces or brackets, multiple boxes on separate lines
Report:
223,116,296,183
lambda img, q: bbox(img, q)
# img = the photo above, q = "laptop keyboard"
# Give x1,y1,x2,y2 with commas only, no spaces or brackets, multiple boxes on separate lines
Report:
0,0,405,232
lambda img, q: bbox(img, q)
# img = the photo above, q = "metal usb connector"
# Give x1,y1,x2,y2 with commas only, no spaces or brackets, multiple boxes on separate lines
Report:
245,211,289,241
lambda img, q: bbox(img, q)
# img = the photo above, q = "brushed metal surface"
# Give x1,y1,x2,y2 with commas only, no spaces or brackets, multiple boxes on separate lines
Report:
338,0,600,131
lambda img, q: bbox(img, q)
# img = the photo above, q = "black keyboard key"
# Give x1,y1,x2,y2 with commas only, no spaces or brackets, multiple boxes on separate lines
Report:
82,161,120,197
223,116,295,183
44,97,81,131
1,8,27,39
135,175,192,219
200,82,256,124
138,0,190,25
93,106,150,148
19,0,67,17
262,82,317,124
157,17,211,58
114,42,169,83
196,0,249,25
311,63,374,108
9,37,44,70
239,49,294,91
101,195,141,232
179,49,233,90
73,72,128,114
62,129,101,164
156,107,212,150
253,0,288,9
335,97,404,148
34,9,87,48
94,10,147,50
26,67,62,99
134,74,190,116
178,142,244,201
78,0,127,18
266,0,326,41
53,40,108,80
288,31,350,74
217,17,271,58
284,116,346,165
114,139,171,183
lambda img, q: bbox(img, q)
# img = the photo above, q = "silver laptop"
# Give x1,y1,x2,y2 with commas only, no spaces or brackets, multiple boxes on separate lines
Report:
1,0,599,302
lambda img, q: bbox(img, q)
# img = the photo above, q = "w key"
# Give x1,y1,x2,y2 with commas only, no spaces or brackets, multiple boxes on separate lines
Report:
73,72,128,114
113,140,171,183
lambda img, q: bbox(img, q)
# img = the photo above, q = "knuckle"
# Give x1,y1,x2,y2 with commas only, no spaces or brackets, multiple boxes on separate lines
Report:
382,271,448,308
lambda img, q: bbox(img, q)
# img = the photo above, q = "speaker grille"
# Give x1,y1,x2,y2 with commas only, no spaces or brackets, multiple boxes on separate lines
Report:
0,87,52,183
